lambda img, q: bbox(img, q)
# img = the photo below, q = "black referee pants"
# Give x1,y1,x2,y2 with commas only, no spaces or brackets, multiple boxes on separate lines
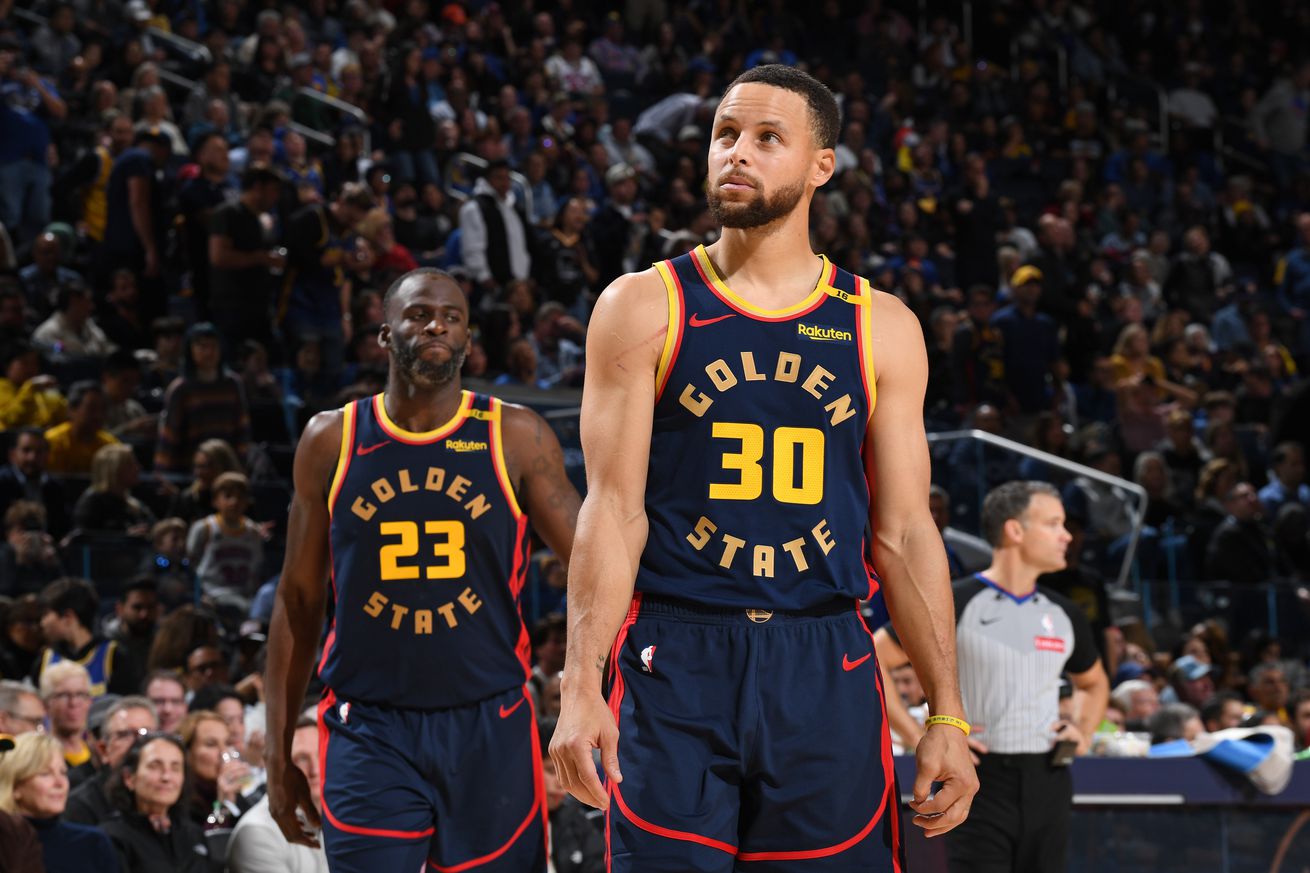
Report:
945,752,1072,873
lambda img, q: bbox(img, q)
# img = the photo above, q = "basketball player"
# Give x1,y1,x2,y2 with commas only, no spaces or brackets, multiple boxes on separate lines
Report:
551,65,978,871
264,269,581,872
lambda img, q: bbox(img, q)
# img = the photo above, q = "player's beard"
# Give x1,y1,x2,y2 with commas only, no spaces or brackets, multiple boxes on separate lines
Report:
707,175,806,229
393,336,466,386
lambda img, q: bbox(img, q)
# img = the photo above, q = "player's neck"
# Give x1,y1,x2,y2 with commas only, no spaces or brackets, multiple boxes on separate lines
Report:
981,553,1040,599
383,376,464,432
707,216,821,307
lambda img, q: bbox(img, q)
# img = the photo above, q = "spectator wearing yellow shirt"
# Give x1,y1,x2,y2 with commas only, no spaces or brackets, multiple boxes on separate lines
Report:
1108,323,1197,406
44,381,118,475
0,340,68,428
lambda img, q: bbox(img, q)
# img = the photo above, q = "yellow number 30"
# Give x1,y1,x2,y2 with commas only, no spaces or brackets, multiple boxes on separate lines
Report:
709,422,824,505
378,521,467,580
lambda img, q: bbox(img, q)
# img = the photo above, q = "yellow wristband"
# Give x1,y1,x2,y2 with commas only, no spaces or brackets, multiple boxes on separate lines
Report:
924,715,971,736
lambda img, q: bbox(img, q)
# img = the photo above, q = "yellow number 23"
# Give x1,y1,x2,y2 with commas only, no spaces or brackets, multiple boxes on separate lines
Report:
378,520,467,580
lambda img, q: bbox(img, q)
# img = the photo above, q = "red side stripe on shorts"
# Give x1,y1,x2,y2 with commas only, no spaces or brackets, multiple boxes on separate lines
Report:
605,595,738,857
610,782,738,855
317,688,437,841
859,610,905,873
606,595,643,872
427,687,545,872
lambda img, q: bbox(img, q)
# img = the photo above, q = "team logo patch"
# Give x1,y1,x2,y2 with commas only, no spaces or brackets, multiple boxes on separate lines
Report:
640,645,656,673
796,323,853,344
444,439,488,452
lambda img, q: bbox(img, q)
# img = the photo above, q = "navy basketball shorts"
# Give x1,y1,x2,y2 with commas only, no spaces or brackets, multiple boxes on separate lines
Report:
605,593,905,872
317,684,547,873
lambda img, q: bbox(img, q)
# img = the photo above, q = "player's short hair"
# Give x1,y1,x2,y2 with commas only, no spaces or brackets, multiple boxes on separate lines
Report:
382,267,461,316
980,481,1061,548
723,64,839,150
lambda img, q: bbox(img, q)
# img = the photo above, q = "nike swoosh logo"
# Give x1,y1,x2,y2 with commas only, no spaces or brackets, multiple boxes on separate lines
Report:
980,618,1001,626
688,313,737,327
499,697,526,719
356,440,392,456
842,653,871,672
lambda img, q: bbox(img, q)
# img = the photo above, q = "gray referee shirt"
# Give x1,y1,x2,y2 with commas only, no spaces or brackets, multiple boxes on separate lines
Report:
954,574,1098,754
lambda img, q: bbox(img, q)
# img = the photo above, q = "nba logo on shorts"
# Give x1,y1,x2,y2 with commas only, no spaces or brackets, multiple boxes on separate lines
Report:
640,645,656,673
339,702,351,723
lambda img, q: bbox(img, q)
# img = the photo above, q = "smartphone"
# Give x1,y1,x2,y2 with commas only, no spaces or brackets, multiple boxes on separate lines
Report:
1049,738,1078,767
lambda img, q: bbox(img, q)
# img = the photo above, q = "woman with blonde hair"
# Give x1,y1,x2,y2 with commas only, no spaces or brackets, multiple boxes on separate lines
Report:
169,438,242,524
72,443,155,535
0,732,118,872
1109,322,1197,406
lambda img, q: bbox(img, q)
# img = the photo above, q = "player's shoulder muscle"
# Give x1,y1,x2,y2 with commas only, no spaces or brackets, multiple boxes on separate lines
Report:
294,407,346,501
865,285,928,386
587,267,670,377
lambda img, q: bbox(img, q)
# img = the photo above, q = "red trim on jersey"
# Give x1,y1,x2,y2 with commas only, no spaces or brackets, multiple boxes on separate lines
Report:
655,261,685,403
507,516,532,677
316,627,336,675
862,537,880,602
690,248,827,322
371,391,472,446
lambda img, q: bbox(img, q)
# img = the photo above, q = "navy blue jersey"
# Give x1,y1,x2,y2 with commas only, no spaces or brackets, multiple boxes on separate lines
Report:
319,391,531,710
637,245,878,611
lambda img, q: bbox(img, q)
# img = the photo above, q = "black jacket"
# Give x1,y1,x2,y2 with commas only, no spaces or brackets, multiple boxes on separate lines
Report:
101,810,211,873
550,799,605,873
64,772,114,826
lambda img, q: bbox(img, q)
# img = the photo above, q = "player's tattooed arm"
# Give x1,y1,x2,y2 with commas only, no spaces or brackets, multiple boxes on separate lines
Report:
502,404,582,563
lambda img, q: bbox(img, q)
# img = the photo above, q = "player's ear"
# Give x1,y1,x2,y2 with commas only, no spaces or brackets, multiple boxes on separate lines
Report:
378,323,392,348
811,147,835,188
1003,517,1025,546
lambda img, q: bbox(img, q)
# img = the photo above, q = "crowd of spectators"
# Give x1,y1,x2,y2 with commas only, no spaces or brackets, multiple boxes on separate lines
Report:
1,0,1310,869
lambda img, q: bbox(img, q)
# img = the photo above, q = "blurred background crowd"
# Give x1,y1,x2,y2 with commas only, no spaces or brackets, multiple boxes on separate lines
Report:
1,0,1310,870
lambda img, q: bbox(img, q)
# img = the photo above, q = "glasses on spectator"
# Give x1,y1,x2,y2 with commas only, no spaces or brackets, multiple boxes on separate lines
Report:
106,726,151,743
47,691,92,705
5,711,45,731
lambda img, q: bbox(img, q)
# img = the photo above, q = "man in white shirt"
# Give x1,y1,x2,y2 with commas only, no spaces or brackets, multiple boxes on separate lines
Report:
31,284,114,359
458,159,531,292
228,714,329,873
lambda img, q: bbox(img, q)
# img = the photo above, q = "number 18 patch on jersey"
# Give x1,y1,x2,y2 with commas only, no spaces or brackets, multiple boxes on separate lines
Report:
638,245,879,612
319,391,531,710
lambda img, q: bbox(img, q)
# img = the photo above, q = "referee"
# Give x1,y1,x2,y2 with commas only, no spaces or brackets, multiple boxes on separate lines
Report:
948,481,1109,873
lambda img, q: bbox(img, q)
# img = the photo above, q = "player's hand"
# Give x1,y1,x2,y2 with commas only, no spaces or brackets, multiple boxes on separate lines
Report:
909,722,979,838
550,689,621,810
268,760,322,848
